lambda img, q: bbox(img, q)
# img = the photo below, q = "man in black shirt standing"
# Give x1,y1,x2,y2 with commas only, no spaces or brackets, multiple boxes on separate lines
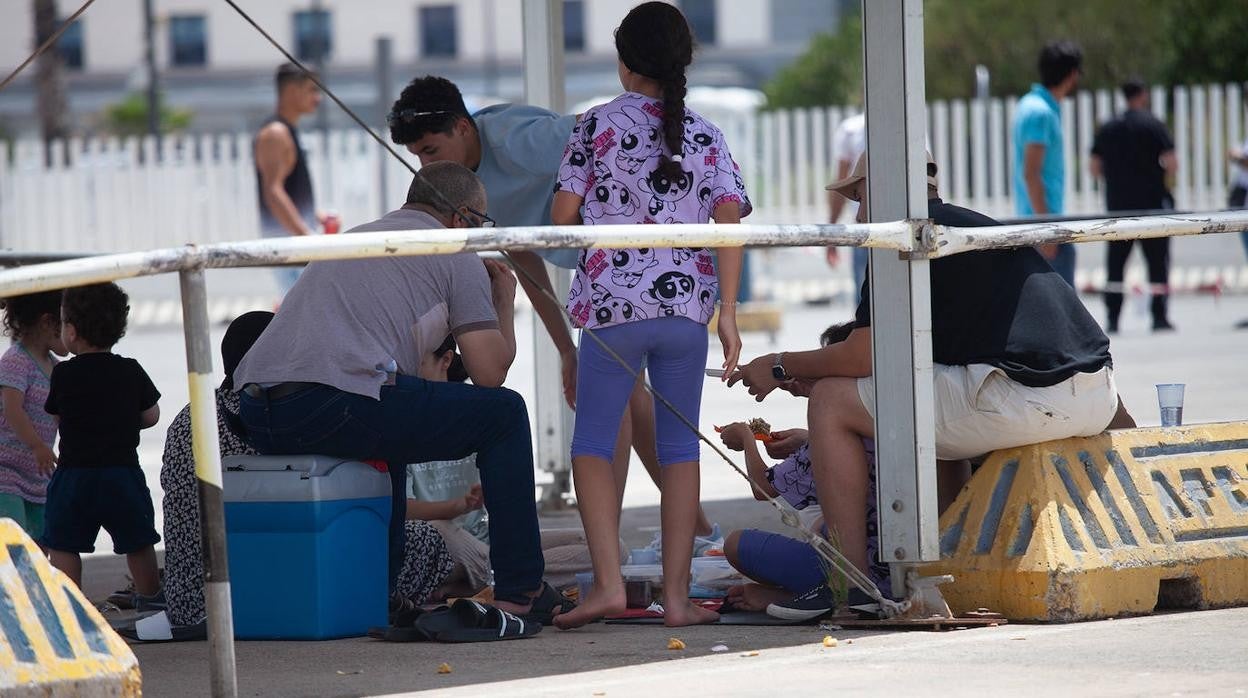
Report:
730,153,1121,613
1090,80,1178,333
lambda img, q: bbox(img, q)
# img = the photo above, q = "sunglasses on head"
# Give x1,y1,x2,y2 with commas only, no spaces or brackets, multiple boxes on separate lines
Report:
386,108,456,127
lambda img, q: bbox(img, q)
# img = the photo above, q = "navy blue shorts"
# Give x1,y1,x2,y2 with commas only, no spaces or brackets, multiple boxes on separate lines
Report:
41,466,160,554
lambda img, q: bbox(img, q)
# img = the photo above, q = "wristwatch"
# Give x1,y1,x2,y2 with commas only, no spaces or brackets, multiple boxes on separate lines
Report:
771,353,791,381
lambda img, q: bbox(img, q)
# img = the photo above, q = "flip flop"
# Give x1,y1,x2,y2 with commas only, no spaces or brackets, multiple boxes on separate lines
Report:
415,599,541,643
367,601,432,642
367,623,434,642
517,581,576,626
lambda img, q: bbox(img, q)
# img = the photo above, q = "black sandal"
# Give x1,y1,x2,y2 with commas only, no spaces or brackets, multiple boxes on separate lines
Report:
517,582,576,625
414,599,540,642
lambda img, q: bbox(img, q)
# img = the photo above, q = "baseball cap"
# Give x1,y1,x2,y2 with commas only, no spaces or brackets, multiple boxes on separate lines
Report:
826,150,939,196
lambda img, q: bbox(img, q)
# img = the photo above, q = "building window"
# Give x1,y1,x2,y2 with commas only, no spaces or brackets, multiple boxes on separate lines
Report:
563,0,585,52
169,15,207,67
56,19,84,70
770,0,837,44
679,0,716,46
420,5,457,58
293,10,332,62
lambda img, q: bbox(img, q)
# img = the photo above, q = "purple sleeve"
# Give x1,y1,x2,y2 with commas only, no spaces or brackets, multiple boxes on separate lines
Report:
710,131,753,219
0,349,30,393
555,110,595,198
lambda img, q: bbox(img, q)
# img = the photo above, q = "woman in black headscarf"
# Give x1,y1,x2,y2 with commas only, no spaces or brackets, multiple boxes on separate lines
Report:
127,312,453,641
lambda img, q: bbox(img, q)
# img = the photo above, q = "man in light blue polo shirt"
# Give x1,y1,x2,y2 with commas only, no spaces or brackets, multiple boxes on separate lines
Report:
1013,40,1082,286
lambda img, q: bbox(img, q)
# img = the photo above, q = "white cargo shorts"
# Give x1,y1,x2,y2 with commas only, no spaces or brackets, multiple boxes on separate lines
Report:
856,363,1118,460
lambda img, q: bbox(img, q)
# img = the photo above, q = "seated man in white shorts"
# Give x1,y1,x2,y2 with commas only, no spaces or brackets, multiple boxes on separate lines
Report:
731,153,1120,614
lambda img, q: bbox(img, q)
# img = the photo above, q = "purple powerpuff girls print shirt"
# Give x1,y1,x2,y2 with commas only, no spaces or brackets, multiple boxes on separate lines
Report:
556,92,751,330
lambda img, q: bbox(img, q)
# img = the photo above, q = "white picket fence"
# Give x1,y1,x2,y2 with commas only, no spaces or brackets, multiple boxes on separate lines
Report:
1,82,1244,254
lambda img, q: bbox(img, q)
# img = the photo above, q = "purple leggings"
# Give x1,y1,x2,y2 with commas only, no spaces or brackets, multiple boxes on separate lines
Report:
571,317,708,466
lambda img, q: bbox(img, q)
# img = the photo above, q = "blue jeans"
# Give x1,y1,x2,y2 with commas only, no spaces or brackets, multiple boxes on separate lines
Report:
238,376,543,604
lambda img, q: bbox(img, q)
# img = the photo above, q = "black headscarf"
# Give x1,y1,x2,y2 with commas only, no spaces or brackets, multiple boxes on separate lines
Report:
220,311,274,390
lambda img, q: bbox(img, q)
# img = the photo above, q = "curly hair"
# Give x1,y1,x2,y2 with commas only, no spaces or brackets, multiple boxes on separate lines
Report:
62,283,129,349
388,75,472,145
1,290,62,340
615,2,695,181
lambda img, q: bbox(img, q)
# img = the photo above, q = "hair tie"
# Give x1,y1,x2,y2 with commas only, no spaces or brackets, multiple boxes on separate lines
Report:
671,154,684,163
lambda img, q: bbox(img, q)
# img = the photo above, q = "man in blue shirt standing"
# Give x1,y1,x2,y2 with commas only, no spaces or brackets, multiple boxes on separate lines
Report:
1013,41,1082,286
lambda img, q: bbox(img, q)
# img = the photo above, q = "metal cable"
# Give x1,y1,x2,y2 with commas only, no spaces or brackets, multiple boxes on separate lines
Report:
0,0,98,94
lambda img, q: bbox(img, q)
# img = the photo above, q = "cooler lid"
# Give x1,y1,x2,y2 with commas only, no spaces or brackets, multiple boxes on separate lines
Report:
222,454,362,477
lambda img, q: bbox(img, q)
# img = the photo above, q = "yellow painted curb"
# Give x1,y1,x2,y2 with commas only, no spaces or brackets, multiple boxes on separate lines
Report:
923,421,1248,622
0,519,141,696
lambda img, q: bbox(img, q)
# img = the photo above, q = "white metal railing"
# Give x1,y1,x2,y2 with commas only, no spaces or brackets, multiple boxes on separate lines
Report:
0,211,1243,696
2,82,1244,254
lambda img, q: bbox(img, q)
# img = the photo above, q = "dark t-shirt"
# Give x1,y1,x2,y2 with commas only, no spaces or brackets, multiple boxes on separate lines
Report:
855,198,1112,387
45,353,161,469
1090,109,1175,211
255,116,316,233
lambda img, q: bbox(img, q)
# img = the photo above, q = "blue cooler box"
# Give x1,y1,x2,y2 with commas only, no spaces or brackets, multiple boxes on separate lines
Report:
222,454,391,639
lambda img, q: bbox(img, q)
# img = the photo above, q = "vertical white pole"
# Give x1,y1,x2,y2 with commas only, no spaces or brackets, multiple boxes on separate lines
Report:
520,0,574,507
179,269,238,698
861,0,937,596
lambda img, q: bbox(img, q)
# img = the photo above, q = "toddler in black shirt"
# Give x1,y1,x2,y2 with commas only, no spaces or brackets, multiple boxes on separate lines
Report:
41,283,163,608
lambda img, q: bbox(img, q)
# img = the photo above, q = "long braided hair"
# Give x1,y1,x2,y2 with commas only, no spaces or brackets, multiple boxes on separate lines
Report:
614,2,694,180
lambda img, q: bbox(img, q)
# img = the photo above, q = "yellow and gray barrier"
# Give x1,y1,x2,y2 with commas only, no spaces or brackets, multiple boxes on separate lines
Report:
0,519,141,696
924,421,1248,621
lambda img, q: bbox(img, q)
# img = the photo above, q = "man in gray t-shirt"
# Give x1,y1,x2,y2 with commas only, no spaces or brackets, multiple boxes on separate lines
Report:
236,162,559,622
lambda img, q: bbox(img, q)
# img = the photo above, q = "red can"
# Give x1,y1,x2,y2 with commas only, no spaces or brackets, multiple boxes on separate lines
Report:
323,210,341,235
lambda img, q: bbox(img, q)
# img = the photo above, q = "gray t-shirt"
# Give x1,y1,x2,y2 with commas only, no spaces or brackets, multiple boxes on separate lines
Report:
234,208,499,399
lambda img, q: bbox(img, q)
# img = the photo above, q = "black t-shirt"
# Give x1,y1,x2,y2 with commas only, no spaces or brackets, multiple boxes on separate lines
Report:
855,198,1112,387
1090,109,1175,211
45,353,161,469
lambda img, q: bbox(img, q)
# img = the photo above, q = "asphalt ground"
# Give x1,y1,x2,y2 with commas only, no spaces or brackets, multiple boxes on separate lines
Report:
62,288,1248,697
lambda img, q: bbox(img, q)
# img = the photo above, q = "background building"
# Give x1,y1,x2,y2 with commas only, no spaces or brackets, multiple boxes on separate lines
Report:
0,0,850,136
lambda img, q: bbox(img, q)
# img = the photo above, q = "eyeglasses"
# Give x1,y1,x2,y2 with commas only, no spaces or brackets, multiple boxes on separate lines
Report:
462,206,496,228
386,108,455,127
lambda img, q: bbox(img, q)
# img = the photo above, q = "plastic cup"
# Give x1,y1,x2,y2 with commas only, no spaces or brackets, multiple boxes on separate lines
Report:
1156,383,1185,427
629,548,658,565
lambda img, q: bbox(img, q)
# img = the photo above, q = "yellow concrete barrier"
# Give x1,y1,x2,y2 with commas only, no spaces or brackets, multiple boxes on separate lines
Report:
0,519,141,696
923,421,1248,622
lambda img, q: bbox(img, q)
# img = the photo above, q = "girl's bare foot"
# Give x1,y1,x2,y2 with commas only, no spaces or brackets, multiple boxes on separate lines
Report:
663,599,720,627
726,583,791,612
553,584,626,629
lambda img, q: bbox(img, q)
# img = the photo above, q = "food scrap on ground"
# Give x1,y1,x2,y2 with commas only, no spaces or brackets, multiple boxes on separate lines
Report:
667,638,686,650
437,663,453,674
823,636,838,648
